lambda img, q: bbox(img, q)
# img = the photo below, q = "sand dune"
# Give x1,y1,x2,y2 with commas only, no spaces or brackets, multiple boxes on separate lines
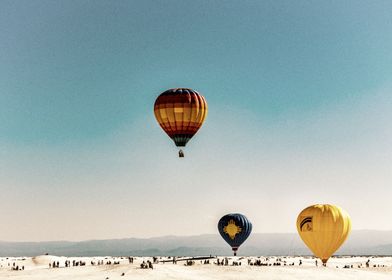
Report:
1,255,392,280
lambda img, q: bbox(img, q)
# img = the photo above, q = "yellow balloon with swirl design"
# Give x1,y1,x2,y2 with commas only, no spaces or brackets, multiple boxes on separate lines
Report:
296,204,351,265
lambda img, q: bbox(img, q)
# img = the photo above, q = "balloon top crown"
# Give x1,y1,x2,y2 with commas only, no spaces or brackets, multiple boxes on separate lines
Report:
159,88,200,96
307,204,344,212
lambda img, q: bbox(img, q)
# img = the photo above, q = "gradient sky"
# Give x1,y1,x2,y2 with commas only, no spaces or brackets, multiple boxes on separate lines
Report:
1,0,392,242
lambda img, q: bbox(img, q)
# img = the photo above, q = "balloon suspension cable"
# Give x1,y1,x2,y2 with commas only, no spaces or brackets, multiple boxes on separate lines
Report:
179,149,184,158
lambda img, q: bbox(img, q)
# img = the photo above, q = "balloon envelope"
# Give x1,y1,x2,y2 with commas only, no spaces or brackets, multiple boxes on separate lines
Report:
154,88,207,148
296,204,351,264
218,213,252,255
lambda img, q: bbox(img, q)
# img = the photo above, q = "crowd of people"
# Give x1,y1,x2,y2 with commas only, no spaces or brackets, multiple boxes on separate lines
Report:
246,257,298,267
2,256,391,273
48,258,124,269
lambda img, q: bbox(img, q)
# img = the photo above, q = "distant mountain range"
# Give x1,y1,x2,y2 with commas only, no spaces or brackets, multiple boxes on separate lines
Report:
0,230,391,257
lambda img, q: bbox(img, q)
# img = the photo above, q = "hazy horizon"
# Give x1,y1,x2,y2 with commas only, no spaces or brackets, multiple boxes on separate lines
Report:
1,0,392,242
2,229,391,244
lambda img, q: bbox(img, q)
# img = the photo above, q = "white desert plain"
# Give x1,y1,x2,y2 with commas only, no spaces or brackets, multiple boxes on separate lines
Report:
1,255,392,280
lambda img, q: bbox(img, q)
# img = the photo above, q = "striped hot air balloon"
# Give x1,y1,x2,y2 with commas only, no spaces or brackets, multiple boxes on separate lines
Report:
154,88,208,157
218,213,252,256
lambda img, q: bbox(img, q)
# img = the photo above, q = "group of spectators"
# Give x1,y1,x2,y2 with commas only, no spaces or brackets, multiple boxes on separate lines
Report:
215,258,230,266
11,262,24,271
140,260,153,269
48,258,124,269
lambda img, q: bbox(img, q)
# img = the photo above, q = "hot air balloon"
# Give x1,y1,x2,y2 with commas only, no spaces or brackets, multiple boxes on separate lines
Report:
296,204,351,265
218,213,252,256
154,88,208,157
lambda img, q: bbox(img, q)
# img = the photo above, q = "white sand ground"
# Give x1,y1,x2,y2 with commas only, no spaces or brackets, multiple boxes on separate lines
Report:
1,255,391,280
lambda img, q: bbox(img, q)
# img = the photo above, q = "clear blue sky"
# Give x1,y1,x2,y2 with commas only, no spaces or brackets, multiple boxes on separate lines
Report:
1,0,392,241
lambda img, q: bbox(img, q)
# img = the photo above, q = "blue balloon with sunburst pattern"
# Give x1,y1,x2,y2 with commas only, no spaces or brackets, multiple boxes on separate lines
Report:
218,213,252,256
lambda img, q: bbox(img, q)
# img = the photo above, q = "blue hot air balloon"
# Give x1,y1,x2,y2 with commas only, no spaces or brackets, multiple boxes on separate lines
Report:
218,213,252,256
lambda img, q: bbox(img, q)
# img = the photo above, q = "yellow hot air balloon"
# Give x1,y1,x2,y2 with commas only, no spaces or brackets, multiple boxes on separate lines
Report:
296,204,351,265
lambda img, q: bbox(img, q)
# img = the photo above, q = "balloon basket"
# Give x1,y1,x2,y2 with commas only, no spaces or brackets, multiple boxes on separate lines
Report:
179,150,184,158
